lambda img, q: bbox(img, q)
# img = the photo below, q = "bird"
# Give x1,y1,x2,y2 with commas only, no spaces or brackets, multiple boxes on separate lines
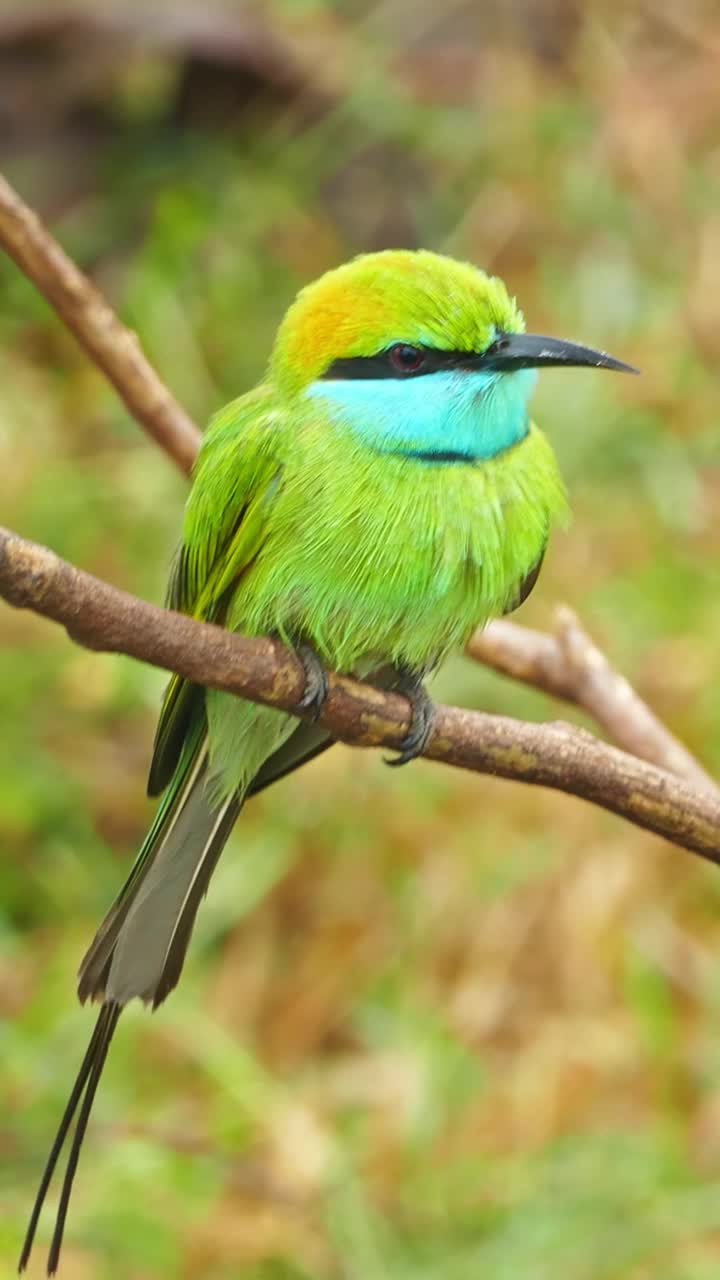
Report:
20,249,636,1273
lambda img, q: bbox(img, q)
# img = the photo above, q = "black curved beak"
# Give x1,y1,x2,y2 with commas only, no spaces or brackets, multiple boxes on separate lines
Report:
479,332,639,375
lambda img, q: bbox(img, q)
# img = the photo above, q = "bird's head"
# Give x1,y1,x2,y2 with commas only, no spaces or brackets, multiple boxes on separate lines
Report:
270,250,635,462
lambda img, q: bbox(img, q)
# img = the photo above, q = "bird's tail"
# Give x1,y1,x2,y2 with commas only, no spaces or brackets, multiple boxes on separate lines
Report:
78,723,241,1009
19,1002,120,1274
20,723,242,1274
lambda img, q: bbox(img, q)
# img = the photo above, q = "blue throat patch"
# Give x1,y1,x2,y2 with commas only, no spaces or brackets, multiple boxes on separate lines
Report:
307,368,537,461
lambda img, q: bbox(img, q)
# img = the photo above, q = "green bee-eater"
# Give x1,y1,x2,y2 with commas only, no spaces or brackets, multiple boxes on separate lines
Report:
21,249,635,1272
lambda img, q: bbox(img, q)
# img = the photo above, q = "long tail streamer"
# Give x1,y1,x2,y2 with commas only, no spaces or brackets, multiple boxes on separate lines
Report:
19,1002,121,1275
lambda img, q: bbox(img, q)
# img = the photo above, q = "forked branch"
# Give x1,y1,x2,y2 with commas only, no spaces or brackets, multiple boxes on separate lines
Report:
1,524,719,866
470,611,716,793
0,169,717,864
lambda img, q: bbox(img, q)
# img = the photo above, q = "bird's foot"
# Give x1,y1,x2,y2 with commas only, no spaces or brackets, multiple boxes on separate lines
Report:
385,667,436,767
297,644,330,721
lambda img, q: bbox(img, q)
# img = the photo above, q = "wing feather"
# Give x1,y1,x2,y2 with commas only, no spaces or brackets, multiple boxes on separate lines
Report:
148,389,282,796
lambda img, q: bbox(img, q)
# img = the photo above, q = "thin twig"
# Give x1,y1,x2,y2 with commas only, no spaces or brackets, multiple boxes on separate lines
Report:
469,609,716,794
0,173,202,474
1,523,719,866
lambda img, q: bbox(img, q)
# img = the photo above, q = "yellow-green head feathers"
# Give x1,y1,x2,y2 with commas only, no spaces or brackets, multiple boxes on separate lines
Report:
270,250,524,394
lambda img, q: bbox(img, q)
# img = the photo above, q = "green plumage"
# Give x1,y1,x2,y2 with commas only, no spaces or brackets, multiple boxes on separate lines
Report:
77,251,569,1013
26,248,640,1274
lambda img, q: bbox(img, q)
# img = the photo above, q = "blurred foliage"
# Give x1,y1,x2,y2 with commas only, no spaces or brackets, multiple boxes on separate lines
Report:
2,0,720,1276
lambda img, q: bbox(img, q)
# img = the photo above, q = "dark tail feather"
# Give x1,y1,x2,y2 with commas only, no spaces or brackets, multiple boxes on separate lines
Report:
22,731,244,1271
79,749,240,1010
152,794,241,1006
19,1002,121,1276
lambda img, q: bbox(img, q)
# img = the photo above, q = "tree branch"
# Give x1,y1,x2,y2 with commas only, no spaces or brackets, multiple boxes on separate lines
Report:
0,173,202,474
470,610,717,794
1,169,716,848
1,523,719,867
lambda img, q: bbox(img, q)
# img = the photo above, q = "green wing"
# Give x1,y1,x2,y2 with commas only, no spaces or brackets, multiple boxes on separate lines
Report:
147,389,282,796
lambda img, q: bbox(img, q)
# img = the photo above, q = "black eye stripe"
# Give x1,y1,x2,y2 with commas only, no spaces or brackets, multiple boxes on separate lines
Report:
318,331,638,382
321,346,484,381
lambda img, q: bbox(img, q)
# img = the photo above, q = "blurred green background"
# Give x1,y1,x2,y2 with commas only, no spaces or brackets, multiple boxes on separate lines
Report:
2,1,720,1276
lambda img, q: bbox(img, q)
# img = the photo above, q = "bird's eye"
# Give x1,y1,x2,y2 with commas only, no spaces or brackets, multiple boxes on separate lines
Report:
388,343,426,374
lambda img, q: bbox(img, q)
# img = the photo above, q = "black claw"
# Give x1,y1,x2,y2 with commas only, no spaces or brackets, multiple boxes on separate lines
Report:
385,668,436,767
297,644,330,720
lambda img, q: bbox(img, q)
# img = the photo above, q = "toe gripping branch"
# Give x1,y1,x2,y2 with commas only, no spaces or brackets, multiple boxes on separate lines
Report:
297,643,330,720
295,648,435,766
385,666,436,767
